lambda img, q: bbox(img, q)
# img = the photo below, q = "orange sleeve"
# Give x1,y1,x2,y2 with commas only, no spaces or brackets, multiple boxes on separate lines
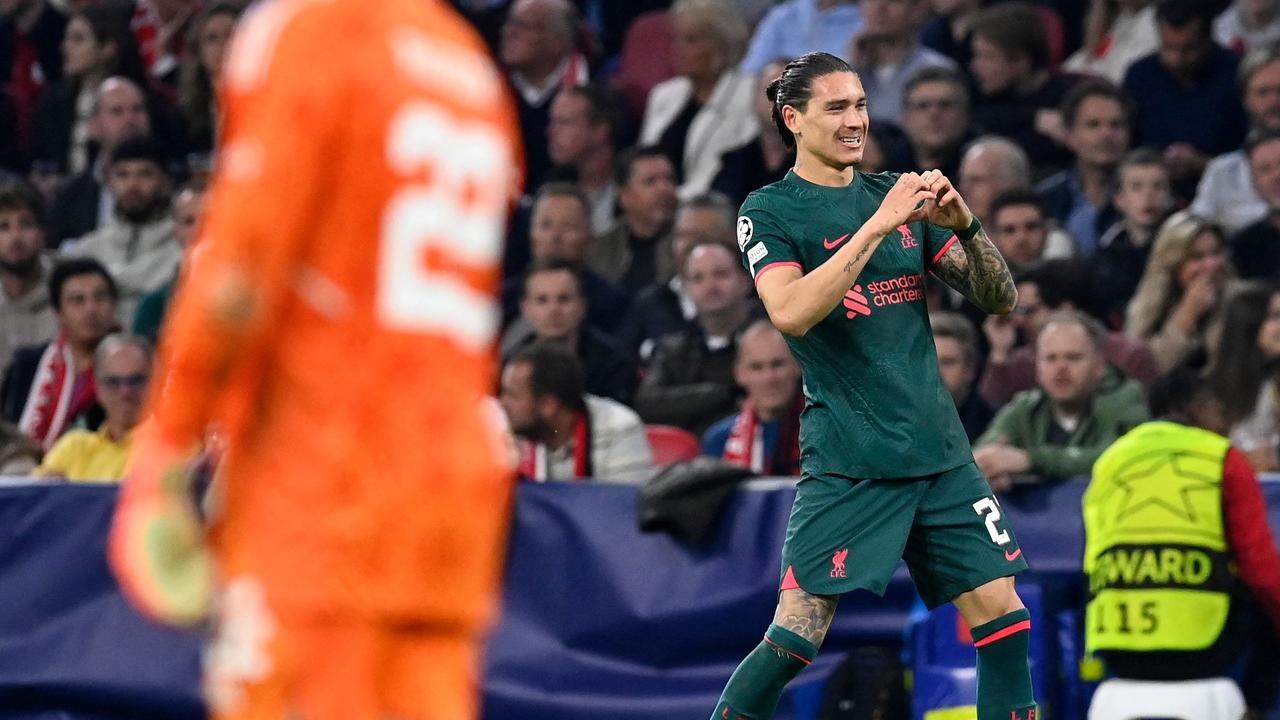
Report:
148,4,343,446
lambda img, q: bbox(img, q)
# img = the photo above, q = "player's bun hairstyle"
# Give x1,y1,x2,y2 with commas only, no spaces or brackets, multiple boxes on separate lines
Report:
766,52,855,150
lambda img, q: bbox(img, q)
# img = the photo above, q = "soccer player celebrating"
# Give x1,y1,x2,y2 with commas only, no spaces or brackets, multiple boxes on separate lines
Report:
107,1,521,718
713,52,1036,720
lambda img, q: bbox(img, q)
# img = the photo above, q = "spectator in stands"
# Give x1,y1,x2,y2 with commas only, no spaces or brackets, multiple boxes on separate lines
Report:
1037,79,1130,256
1126,211,1234,371
713,58,793,206
46,76,151,248
501,0,586,191
920,0,982,69
987,190,1071,273
899,66,971,180
640,0,757,198
1216,0,1280,53
0,180,55,372
0,0,66,167
587,146,679,294
1064,0,1159,83
503,258,635,403
975,310,1150,489
1192,47,1280,234
34,333,149,482
957,135,1033,222
65,135,179,323
177,3,240,156
1090,149,1174,327
849,0,955,127
701,319,802,475
968,2,1074,171
132,179,204,342
980,259,1160,406
635,239,756,435
931,311,993,442
1083,366,1280,720
547,83,623,235
1205,282,1280,472
0,258,116,450
32,4,149,177
499,340,653,483
619,192,735,362
1230,131,1280,280
739,0,861,75
0,420,39,475
1124,0,1247,194
500,182,628,332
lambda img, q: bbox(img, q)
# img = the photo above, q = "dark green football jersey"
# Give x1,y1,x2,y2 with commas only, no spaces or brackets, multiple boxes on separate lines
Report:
737,170,972,479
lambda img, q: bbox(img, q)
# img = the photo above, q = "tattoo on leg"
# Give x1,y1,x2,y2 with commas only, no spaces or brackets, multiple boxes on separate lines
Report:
774,590,839,646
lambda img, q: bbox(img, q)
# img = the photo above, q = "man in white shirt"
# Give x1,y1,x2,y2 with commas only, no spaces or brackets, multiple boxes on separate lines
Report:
500,340,654,483
1191,46,1280,233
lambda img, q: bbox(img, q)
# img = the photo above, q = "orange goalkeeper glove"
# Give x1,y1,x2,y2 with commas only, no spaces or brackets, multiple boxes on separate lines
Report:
109,426,213,626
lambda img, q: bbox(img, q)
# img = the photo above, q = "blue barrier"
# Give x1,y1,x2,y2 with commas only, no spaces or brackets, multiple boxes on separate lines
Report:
0,479,1277,719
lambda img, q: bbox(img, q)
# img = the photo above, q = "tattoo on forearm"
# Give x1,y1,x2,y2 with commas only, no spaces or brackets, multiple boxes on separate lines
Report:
774,590,839,646
843,242,875,274
933,228,1017,314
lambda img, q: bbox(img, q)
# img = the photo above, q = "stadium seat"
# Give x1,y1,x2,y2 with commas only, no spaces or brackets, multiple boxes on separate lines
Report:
911,582,1050,720
645,424,702,466
1056,608,1102,720
1037,6,1068,70
612,10,674,120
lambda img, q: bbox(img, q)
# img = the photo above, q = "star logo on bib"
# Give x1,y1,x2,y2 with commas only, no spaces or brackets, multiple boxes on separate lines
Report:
1103,450,1221,526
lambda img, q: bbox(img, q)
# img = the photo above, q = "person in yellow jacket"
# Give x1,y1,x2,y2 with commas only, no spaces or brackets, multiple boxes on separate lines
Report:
1084,367,1280,713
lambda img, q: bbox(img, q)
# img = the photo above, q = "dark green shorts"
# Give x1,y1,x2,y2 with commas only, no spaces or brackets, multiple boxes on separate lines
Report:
779,461,1028,609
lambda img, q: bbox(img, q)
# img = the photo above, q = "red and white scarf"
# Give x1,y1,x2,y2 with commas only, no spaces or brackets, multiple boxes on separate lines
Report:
518,411,593,481
18,336,97,451
722,397,803,475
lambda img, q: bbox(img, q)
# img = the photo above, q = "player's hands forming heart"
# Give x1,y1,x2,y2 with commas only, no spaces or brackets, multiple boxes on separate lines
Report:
919,169,974,232
874,172,935,235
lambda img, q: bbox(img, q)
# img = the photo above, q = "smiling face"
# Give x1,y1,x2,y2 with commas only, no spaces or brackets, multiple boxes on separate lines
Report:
786,71,868,171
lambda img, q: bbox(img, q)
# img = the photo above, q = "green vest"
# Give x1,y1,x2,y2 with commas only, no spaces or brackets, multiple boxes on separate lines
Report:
1083,421,1233,653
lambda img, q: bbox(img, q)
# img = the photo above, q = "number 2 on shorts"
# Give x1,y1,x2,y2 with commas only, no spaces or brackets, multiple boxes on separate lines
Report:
972,497,1011,545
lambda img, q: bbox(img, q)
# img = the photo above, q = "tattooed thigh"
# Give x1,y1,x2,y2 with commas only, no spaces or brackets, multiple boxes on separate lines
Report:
773,589,839,647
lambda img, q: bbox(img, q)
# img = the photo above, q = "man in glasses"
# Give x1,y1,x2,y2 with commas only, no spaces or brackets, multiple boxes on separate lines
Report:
900,66,972,180
35,333,150,482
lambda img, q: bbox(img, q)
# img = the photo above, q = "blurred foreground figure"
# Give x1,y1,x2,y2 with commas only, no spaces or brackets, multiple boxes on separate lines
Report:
107,1,521,718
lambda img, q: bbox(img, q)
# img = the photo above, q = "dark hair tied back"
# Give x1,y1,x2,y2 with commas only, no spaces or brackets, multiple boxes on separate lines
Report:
766,52,854,149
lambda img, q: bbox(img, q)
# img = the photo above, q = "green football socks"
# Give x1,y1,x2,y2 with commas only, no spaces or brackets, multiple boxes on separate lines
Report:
972,608,1038,720
710,624,818,720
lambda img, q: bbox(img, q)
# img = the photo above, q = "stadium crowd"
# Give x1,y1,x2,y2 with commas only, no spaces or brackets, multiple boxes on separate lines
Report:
0,0,1277,489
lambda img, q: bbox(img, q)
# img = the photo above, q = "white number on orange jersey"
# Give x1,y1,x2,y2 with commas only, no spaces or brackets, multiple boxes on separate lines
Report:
378,102,510,350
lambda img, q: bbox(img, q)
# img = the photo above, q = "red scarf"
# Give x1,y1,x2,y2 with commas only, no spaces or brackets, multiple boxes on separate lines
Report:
518,411,592,481
722,396,803,475
18,336,97,450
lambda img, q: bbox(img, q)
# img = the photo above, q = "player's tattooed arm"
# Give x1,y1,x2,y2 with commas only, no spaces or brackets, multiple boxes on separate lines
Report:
773,589,840,646
931,228,1018,315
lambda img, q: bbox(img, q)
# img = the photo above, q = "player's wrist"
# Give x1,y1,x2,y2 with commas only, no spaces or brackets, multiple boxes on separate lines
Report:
953,214,979,238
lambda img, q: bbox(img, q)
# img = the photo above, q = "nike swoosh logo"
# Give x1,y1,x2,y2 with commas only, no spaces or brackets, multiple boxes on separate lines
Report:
1004,548,1023,562
823,233,851,250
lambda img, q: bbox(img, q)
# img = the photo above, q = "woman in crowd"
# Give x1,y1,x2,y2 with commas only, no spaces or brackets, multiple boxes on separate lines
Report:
32,4,149,175
1063,0,1158,83
178,3,241,156
1125,211,1234,372
1206,282,1280,472
640,0,758,199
